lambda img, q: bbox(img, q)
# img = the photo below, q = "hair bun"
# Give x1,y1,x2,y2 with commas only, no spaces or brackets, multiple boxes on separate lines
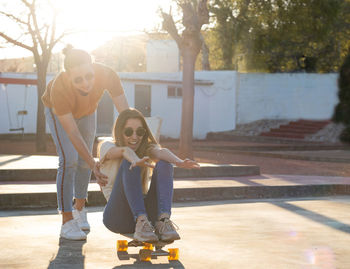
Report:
62,44,74,56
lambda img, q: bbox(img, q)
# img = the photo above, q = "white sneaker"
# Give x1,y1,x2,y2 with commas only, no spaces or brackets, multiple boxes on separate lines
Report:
60,219,87,240
133,215,159,242
73,208,90,231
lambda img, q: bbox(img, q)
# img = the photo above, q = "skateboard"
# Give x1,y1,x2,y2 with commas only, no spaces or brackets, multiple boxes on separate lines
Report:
116,233,179,262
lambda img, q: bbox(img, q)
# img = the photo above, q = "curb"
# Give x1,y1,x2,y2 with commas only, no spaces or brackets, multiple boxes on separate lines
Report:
1,184,349,210
205,133,347,147
195,147,350,163
0,164,260,182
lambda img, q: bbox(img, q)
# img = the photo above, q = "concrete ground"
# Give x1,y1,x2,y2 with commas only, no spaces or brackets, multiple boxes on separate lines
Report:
1,197,350,269
1,137,350,268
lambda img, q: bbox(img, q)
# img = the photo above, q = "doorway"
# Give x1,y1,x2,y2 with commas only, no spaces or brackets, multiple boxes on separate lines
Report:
135,84,151,117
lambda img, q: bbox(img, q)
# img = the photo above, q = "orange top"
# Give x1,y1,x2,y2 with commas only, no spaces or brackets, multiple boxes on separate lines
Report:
42,63,124,119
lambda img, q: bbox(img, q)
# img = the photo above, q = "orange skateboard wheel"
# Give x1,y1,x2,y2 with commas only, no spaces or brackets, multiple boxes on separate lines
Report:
117,240,128,252
143,243,153,250
168,248,179,261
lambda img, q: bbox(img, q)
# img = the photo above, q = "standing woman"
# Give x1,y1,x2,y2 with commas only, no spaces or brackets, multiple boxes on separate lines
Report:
42,45,129,240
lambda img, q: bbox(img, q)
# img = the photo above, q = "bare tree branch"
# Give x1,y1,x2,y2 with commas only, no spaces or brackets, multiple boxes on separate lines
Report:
200,32,210,70
180,2,197,30
0,11,27,25
20,0,33,9
48,11,57,50
27,1,45,51
43,24,49,45
198,0,209,26
161,10,183,49
26,13,39,53
1,0,66,152
0,32,33,51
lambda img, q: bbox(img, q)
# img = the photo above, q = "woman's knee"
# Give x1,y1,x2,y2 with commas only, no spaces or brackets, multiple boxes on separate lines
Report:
103,209,118,233
120,159,141,174
103,211,134,234
57,154,78,169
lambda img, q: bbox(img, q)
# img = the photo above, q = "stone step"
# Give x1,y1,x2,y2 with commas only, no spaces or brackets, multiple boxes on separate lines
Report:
284,123,328,129
277,125,324,132
260,119,331,140
260,132,305,139
295,119,331,126
1,175,350,209
269,127,319,134
0,163,260,182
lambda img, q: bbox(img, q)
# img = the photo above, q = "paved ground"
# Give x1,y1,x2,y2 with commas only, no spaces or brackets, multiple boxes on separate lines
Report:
1,137,350,268
1,197,350,269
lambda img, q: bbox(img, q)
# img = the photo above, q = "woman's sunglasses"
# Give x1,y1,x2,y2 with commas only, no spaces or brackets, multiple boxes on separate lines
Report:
123,127,146,137
73,72,94,84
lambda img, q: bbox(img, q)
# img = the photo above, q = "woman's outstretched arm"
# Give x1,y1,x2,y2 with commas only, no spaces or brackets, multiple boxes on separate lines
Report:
105,146,154,169
149,147,200,169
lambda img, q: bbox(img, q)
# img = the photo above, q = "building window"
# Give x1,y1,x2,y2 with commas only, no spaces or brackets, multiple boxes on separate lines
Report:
168,86,182,98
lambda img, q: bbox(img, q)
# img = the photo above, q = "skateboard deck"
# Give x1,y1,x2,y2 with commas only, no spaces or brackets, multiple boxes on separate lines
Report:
116,233,179,262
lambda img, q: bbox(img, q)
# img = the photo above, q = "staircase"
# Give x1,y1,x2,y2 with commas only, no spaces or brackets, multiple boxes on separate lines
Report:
260,119,331,139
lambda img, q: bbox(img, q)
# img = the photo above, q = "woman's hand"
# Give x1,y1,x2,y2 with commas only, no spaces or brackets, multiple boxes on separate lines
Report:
129,156,155,170
93,161,108,187
175,159,200,169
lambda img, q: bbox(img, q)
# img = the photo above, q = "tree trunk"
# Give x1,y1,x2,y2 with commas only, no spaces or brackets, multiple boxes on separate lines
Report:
200,33,210,70
201,39,211,70
36,66,47,152
179,49,197,159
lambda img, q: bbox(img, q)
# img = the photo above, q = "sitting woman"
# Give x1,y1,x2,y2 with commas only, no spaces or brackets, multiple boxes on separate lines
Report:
98,108,200,242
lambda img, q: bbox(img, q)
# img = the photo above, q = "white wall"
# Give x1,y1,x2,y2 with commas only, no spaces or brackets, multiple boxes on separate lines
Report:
146,40,180,72
119,71,236,139
236,73,339,124
0,71,340,138
0,72,54,134
194,71,236,137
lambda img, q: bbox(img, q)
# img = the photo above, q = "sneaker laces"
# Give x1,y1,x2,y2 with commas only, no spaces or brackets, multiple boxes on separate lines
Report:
74,208,87,222
161,218,179,233
68,220,81,233
140,219,155,233
79,209,87,222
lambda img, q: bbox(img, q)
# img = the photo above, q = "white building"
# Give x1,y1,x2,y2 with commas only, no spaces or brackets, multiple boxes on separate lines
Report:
0,71,339,139
146,40,180,72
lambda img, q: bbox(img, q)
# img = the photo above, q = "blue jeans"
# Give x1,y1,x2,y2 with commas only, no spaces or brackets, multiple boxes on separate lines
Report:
103,159,174,234
45,107,96,212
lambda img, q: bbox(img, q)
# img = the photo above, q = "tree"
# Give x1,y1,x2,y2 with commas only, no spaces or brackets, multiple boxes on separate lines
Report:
247,0,344,72
0,0,65,151
332,51,350,142
209,0,251,70
209,0,349,72
161,0,209,159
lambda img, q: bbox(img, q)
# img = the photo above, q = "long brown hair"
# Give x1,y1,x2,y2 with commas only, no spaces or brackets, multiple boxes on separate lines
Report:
112,108,158,158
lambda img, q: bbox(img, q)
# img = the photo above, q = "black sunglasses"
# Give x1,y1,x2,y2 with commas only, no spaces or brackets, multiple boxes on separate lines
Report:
123,127,146,137
73,72,94,84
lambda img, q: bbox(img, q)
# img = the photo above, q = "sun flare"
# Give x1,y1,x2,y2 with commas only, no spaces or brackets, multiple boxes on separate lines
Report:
53,0,172,52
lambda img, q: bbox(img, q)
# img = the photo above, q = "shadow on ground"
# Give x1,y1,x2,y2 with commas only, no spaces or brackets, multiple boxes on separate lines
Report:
112,260,184,268
47,237,86,269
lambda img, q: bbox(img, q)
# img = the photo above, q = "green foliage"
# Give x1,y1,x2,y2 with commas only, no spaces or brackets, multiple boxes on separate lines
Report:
207,0,350,72
332,51,350,142
339,126,350,143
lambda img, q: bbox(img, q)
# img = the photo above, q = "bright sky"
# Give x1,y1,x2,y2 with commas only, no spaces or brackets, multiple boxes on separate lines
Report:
0,0,174,59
